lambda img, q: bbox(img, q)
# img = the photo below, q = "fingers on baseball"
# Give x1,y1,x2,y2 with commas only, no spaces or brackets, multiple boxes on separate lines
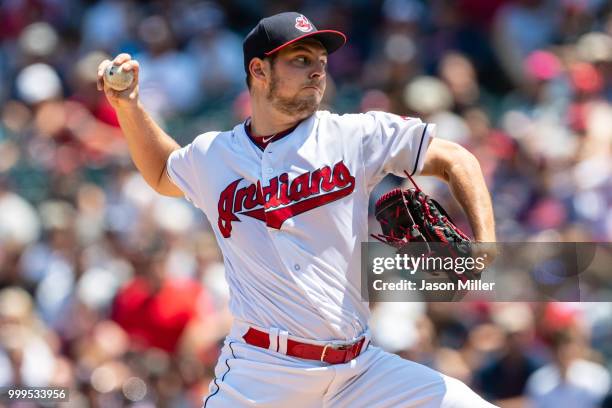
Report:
122,60,140,82
121,60,138,71
113,53,132,65
97,59,112,91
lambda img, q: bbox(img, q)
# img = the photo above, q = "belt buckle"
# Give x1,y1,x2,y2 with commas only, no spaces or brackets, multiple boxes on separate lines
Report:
320,340,357,362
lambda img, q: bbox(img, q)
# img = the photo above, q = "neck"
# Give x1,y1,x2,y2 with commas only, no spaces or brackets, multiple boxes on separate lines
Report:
249,93,308,136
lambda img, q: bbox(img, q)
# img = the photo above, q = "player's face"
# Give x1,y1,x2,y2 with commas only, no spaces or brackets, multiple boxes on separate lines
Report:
266,39,328,118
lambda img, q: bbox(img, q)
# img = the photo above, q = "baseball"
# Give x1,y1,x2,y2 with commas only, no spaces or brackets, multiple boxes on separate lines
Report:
103,64,134,91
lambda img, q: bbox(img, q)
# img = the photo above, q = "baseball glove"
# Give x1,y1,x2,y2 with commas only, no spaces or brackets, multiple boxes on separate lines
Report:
372,171,480,288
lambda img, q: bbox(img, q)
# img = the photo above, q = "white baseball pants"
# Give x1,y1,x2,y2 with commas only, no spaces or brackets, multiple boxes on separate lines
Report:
203,323,498,408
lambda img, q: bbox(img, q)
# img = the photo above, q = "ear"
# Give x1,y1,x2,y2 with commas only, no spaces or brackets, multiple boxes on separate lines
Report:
249,58,267,83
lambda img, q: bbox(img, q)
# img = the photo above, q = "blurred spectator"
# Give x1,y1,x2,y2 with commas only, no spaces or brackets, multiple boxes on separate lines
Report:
0,181,40,250
111,250,216,355
526,329,611,408
475,304,542,406
184,2,245,100
493,0,558,86
0,287,57,387
0,1,610,406
136,15,201,118
80,0,130,52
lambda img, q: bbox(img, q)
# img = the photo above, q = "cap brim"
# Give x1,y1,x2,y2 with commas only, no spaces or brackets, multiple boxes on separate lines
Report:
264,30,347,57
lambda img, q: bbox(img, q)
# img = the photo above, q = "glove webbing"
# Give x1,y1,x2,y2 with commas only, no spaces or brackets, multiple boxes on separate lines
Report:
371,171,469,246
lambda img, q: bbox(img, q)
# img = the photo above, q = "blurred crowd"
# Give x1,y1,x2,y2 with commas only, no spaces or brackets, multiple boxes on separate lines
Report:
0,0,611,407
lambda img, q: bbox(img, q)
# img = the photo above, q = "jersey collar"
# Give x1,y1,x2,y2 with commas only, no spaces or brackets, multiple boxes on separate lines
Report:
244,117,304,151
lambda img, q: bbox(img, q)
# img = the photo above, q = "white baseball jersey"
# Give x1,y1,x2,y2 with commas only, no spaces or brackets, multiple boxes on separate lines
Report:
167,110,435,342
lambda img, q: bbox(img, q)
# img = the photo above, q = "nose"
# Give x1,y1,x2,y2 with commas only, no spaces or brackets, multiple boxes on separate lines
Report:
309,60,326,80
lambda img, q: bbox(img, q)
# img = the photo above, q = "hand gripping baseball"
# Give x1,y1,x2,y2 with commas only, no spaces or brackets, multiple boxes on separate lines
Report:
96,53,139,109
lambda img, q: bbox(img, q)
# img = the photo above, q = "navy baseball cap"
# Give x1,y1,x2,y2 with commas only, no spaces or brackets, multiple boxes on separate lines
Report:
243,12,346,73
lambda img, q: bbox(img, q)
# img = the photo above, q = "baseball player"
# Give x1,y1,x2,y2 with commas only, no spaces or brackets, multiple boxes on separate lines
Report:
97,12,497,408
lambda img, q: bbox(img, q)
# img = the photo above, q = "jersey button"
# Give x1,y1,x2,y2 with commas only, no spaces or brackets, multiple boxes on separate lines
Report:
266,167,274,174
294,264,301,271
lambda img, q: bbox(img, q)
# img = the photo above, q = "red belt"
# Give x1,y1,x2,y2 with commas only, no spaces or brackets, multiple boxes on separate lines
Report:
242,327,367,365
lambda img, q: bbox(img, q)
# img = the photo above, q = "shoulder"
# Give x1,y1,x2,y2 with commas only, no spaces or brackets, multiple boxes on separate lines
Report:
186,126,239,154
316,110,423,127
169,128,233,165
192,130,226,148
314,110,375,135
363,110,424,125
316,110,372,124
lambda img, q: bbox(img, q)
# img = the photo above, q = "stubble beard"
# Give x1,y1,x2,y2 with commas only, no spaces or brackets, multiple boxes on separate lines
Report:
266,72,321,118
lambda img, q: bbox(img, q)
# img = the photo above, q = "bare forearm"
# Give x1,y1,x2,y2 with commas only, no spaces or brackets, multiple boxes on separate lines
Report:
116,102,180,190
446,152,496,242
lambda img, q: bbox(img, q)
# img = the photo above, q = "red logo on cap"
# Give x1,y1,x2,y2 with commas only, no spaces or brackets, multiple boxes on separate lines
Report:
295,15,313,32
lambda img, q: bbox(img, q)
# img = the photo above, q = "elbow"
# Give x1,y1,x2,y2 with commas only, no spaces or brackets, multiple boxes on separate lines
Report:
154,163,169,191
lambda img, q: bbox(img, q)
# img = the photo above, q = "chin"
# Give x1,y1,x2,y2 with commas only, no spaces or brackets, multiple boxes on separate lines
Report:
297,99,320,116
270,92,321,117
303,93,323,107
